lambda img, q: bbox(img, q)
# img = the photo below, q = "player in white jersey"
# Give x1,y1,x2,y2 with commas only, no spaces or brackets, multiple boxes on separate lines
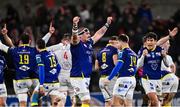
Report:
160,40,179,106
42,32,73,106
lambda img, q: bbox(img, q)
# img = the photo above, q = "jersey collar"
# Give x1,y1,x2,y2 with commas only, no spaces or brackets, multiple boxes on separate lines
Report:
19,44,30,47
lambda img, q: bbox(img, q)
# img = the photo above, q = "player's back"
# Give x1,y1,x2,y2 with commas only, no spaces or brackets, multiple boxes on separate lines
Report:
118,48,137,77
97,45,118,75
8,45,37,80
37,50,61,83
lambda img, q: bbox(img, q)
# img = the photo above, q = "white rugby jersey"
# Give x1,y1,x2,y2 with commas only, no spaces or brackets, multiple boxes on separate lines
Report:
161,55,174,72
47,43,72,77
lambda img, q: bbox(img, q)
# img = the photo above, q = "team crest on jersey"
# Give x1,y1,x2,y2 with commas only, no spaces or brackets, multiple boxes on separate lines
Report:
101,63,108,69
151,63,158,70
19,65,30,71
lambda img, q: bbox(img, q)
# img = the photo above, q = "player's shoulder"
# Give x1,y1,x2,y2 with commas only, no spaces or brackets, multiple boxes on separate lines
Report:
156,46,162,51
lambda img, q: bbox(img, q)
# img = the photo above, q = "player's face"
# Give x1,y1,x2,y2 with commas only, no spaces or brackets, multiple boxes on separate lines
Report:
117,41,123,49
61,38,70,45
145,38,157,50
110,40,119,48
79,28,91,41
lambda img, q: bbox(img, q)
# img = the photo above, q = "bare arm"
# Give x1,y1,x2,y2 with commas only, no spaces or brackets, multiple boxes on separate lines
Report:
91,17,113,44
71,16,80,45
170,64,176,73
157,27,178,46
113,54,118,65
1,24,14,47
95,59,99,71
42,22,55,44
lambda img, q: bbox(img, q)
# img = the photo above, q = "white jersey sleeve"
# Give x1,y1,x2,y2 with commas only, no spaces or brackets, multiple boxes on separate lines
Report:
0,42,9,53
47,43,63,52
161,55,174,72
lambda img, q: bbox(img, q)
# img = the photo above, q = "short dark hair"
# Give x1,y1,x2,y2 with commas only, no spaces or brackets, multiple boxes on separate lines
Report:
109,36,119,41
144,32,158,41
62,33,71,40
118,34,129,43
36,39,46,49
20,32,30,44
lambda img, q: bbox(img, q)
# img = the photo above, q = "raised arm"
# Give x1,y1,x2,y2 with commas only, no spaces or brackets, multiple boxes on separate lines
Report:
1,24,14,47
157,27,178,46
91,17,113,44
71,16,80,45
42,22,55,44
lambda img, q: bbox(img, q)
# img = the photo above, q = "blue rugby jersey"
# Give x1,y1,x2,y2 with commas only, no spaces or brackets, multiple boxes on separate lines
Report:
138,46,163,79
0,55,6,84
70,38,93,77
96,44,118,76
117,47,137,77
8,45,38,80
36,50,61,83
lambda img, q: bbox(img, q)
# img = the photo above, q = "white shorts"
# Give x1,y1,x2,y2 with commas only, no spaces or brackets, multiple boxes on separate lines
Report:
43,82,65,99
0,83,7,97
161,73,179,93
70,77,90,101
99,76,117,101
58,75,74,98
113,77,136,100
141,78,162,95
13,79,33,94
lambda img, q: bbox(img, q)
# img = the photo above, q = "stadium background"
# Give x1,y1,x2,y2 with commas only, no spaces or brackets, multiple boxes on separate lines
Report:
0,0,180,106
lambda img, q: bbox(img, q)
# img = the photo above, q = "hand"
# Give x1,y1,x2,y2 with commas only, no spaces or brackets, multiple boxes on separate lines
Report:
169,27,178,38
49,22,55,34
142,49,148,56
73,16,80,24
103,78,110,86
1,24,8,35
106,17,113,25
161,49,167,57
39,86,45,95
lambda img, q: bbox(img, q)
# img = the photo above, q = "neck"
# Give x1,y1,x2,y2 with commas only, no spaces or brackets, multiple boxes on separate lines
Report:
121,43,129,50
39,48,46,52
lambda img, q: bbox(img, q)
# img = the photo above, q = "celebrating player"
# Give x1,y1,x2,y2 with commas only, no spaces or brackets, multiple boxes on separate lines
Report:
95,36,118,107
103,34,137,106
70,16,112,107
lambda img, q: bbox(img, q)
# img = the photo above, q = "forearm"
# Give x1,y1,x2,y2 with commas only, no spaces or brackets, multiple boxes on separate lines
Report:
92,23,109,44
137,55,145,68
39,66,45,85
3,34,14,47
42,32,52,44
71,22,79,45
108,61,123,80
157,35,171,46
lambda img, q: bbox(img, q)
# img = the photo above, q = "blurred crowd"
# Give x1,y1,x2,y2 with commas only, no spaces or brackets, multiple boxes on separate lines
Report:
0,0,180,92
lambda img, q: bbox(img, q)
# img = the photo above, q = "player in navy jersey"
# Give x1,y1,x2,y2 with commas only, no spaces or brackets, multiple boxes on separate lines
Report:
0,31,38,106
136,27,178,107
103,34,137,106
137,32,170,107
0,54,7,106
95,36,118,107
70,16,113,107
0,23,56,106
31,39,65,107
